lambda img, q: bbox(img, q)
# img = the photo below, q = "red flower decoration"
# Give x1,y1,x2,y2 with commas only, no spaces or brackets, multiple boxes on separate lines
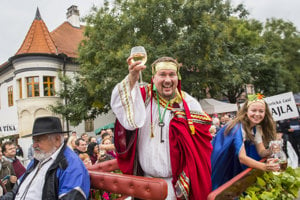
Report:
256,93,264,100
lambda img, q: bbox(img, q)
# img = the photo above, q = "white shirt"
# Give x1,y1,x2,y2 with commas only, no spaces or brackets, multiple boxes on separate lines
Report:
15,143,64,200
111,76,202,200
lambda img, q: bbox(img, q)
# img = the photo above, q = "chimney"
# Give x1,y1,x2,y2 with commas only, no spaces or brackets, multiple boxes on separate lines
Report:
66,5,80,28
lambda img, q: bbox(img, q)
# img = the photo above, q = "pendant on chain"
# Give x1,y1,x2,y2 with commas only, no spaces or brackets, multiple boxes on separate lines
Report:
158,122,165,127
159,122,165,143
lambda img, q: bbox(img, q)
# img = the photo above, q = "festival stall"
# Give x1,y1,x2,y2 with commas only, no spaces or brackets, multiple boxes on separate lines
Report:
200,98,238,114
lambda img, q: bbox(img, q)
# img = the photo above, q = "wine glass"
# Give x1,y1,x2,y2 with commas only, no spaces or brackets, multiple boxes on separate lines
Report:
130,46,147,85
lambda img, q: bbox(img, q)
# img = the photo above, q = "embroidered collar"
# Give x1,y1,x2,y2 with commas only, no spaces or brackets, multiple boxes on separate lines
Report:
146,84,183,109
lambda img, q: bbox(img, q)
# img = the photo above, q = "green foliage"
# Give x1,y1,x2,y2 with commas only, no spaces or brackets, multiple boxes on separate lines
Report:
255,19,300,96
78,0,255,106
49,73,102,126
240,167,300,200
51,0,300,124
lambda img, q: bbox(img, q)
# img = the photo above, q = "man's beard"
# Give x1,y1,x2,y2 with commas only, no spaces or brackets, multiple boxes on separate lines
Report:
34,147,57,162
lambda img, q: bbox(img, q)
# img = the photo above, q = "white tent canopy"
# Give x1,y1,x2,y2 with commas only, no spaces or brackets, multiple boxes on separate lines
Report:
200,98,238,114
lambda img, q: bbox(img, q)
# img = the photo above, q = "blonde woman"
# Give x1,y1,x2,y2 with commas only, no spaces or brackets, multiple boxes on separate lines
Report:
66,135,77,150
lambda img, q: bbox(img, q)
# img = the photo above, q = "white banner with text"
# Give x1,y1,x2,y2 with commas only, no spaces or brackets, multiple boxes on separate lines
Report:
265,92,299,121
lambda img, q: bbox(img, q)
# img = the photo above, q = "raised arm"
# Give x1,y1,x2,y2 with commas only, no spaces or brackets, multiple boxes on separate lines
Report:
127,56,146,90
110,56,147,130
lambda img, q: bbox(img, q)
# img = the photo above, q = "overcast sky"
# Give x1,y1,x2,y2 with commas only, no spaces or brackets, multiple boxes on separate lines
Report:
0,0,299,64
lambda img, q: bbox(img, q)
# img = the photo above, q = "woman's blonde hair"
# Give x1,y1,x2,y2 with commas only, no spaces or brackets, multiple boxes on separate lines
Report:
225,100,276,146
67,135,77,149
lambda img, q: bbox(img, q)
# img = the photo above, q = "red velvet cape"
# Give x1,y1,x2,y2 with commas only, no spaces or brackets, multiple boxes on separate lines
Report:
114,88,213,199
169,111,212,199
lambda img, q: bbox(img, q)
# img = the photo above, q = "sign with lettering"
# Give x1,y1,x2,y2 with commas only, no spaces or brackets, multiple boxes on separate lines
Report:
265,92,299,121
0,124,18,136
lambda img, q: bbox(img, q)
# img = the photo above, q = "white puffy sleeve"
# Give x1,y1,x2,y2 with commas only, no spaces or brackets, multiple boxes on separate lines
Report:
254,125,263,144
110,75,146,130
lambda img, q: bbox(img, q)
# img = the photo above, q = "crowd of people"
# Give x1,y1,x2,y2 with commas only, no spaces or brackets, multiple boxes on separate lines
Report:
0,117,91,199
66,129,116,167
0,106,294,200
0,117,116,199
0,53,298,200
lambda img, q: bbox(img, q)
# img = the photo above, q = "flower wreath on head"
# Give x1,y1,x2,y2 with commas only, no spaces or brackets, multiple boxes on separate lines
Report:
247,93,265,107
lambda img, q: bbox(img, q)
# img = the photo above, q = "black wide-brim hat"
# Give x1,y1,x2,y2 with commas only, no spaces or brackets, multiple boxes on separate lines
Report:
23,116,69,138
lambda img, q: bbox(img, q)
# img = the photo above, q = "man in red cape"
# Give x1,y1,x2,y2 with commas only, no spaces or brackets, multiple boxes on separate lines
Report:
111,56,212,199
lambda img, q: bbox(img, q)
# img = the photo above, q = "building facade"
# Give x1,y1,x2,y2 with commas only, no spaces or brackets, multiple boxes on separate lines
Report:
0,6,115,143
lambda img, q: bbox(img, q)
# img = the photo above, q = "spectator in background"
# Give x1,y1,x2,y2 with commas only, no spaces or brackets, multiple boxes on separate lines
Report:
99,133,115,154
27,144,34,161
88,136,97,144
0,147,17,192
223,114,231,124
101,132,111,141
15,145,23,158
74,138,87,155
220,116,226,128
71,131,77,137
101,138,116,159
209,125,217,138
277,119,290,141
105,129,114,143
87,142,100,164
66,135,77,150
81,133,89,144
96,129,107,144
212,117,221,133
79,153,92,167
2,142,26,179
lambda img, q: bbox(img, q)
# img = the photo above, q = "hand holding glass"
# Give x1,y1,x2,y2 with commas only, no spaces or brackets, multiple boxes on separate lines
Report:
130,46,147,84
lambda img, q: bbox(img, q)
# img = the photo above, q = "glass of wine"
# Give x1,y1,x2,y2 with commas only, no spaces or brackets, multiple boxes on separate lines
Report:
130,46,147,85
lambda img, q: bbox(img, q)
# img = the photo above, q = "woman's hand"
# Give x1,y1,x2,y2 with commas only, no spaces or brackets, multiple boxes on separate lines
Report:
265,158,280,171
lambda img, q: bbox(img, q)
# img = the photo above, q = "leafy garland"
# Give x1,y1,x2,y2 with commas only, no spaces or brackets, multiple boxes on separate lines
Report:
240,167,300,200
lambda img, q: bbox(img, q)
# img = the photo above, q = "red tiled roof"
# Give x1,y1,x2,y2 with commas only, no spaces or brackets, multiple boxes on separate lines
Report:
15,9,84,59
15,18,57,56
51,22,85,58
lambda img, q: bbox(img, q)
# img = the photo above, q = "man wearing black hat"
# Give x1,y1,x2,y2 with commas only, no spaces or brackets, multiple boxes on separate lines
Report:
0,116,90,200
